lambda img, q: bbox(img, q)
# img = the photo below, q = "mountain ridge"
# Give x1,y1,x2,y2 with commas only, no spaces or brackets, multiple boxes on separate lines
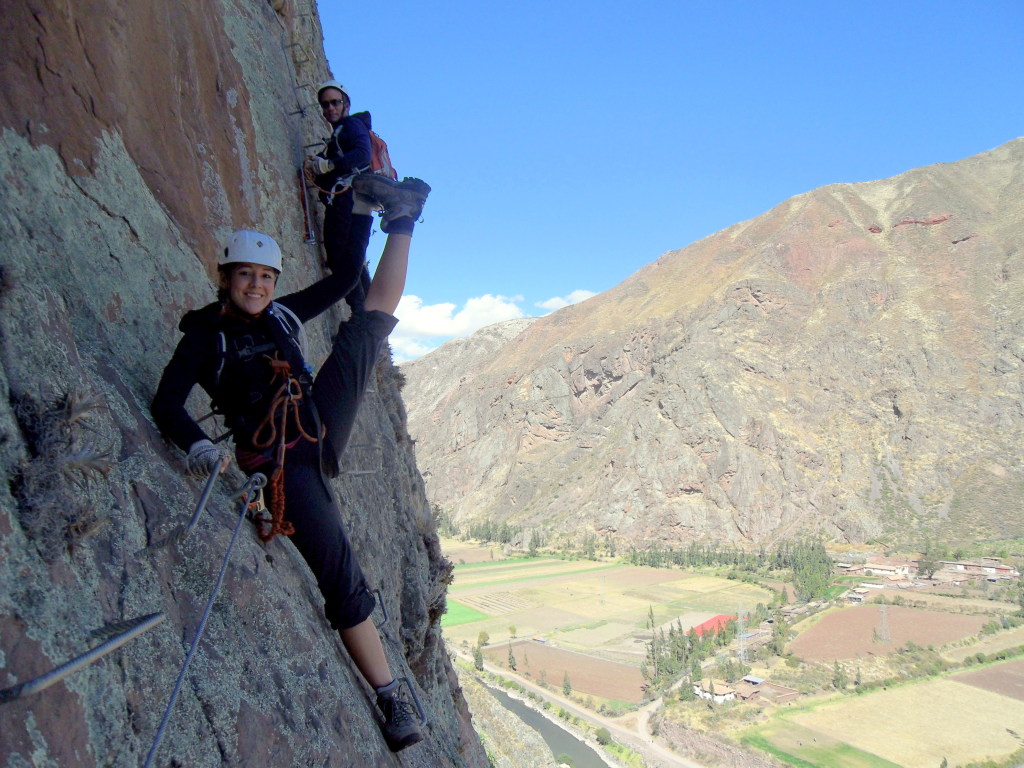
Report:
402,138,1024,548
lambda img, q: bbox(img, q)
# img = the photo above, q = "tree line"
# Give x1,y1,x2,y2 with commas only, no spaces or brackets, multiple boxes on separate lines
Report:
627,538,833,601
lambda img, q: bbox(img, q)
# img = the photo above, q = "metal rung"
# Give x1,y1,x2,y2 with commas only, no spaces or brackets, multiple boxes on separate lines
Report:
371,588,394,642
0,613,166,704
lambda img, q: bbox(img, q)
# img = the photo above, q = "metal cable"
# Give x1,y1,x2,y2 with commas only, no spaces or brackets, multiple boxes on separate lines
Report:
142,472,267,768
142,462,224,553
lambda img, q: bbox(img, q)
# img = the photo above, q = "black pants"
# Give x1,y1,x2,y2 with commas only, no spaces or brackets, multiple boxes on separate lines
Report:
283,308,398,630
322,190,373,307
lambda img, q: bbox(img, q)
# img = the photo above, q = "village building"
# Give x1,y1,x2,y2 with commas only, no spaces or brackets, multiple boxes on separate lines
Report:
862,559,917,578
935,557,1020,581
755,681,801,704
835,557,917,578
732,680,762,701
693,679,735,703
726,675,801,705
839,554,1021,586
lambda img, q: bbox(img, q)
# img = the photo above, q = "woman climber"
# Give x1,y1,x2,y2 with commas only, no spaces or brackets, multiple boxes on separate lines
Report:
151,172,431,753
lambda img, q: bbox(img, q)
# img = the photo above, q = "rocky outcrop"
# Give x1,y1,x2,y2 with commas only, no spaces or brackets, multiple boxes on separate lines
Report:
0,1,485,766
402,139,1024,548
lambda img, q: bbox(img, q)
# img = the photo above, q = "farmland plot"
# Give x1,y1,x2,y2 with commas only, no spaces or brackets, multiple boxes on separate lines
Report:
953,657,1024,701
783,679,1024,768
484,640,646,703
787,604,988,661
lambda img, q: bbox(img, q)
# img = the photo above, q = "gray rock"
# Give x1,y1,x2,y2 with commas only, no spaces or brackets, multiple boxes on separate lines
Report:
0,1,486,766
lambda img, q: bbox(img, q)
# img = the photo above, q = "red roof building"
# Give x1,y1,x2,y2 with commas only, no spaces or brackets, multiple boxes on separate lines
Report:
690,614,736,636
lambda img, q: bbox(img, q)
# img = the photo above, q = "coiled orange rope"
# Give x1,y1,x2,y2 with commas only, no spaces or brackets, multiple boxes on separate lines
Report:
251,359,320,541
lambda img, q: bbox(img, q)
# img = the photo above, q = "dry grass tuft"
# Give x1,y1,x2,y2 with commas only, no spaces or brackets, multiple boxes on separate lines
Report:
59,388,106,429
10,387,112,558
61,449,113,481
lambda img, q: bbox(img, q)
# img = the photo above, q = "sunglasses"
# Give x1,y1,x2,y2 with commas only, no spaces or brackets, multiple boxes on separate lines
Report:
319,98,346,110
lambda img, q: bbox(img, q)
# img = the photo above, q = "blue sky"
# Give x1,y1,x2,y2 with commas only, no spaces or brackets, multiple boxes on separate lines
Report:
317,1,1023,361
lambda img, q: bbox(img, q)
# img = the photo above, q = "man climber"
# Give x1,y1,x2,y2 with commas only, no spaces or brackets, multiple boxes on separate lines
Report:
303,80,377,289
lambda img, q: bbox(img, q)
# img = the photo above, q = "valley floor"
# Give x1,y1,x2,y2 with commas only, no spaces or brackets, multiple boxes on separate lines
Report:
440,540,1024,768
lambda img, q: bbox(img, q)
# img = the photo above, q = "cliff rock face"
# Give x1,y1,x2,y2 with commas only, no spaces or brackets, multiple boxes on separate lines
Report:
402,140,1024,548
0,1,486,766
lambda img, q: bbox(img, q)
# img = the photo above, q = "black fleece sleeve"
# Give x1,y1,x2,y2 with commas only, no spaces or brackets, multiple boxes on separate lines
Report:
277,259,365,323
151,330,213,452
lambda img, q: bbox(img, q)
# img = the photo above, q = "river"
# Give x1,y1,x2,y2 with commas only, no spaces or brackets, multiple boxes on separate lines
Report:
485,684,613,768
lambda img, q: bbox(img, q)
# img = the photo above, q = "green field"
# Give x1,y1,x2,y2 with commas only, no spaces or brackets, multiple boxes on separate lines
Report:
438,547,773,656
449,561,621,591
742,725,903,768
443,600,490,627
451,556,545,570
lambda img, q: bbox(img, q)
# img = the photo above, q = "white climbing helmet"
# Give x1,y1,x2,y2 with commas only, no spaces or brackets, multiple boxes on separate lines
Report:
220,230,283,273
317,79,350,103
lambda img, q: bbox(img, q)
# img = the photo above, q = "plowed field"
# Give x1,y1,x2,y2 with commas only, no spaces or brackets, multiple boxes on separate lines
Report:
788,605,988,660
484,640,645,703
953,657,1024,701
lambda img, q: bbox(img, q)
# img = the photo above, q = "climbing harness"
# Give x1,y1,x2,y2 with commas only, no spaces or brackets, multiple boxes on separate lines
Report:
143,472,266,768
0,612,166,705
305,171,358,205
196,302,311,444
250,359,320,541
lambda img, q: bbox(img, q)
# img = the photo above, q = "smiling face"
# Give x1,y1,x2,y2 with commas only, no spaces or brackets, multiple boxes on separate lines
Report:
222,262,278,316
318,87,349,126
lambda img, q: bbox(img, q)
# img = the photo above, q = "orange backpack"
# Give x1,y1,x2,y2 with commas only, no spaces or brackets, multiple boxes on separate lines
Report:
368,130,397,180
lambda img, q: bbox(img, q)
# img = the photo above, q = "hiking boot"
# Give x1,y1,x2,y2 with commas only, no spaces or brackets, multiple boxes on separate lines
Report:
375,678,425,752
351,174,431,233
351,190,381,215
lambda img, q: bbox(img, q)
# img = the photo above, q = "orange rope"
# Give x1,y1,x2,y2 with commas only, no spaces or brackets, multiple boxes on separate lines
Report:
250,359,319,541
301,165,352,198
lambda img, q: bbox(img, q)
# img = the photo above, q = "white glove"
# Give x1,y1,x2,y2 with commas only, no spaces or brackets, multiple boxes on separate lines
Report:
185,439,229,479
305,156,335,176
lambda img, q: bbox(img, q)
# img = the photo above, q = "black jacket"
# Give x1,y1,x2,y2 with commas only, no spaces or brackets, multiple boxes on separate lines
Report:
151,269,356,453
313,111,373,200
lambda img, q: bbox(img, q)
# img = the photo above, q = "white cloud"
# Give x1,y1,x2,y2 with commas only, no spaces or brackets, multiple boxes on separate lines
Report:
536,289,597,312
389,336,436,361
390,293,527,362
